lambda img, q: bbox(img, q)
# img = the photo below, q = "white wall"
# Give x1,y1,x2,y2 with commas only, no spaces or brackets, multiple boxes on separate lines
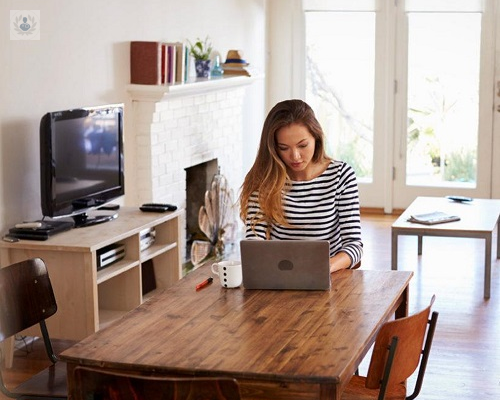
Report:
0,0,266,232
493,2,500,199
266,0,303,108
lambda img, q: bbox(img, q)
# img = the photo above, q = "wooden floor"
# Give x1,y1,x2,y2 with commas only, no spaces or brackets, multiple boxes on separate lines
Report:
1,213,499,399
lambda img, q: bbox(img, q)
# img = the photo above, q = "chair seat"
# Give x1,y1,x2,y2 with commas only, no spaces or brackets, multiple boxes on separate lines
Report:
11,361,67,398
341,375,406,400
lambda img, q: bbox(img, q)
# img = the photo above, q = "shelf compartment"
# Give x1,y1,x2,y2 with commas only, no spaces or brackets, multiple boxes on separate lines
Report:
147,250,181,291
96,258,140,285
98,264,141,320
99,309,130,331
140,242,177,263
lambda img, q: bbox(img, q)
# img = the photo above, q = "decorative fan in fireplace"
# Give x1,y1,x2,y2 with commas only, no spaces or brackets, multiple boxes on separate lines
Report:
190,170,237,267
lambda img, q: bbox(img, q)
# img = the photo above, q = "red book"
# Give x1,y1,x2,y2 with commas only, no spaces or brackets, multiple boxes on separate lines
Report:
130,41,163,85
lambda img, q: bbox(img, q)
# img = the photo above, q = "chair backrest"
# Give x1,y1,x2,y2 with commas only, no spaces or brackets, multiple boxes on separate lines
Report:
0,258,57,341
73,367,242,400
365,295,438,392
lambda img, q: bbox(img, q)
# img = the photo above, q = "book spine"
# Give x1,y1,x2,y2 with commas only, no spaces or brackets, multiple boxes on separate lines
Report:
167,44,176,84
175,43,186,83
161,43,166,84
185,48,191,80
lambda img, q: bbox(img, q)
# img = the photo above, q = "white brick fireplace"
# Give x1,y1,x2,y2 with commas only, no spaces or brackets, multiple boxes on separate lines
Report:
126,77,254,260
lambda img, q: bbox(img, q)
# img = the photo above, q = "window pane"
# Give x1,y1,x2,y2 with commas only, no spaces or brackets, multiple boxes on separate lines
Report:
406,13,481,187
305,12,375,181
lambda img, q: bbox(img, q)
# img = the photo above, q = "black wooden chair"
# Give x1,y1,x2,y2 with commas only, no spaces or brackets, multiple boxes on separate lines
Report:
342,295,439,400
0,258,67,399
73,366,241,400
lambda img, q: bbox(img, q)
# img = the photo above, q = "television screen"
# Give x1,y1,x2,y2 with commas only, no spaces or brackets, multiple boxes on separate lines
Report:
40,104,124,227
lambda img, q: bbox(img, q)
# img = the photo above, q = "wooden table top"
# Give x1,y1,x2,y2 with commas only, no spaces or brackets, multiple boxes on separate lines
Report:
61,266,412,399
392,196,500,233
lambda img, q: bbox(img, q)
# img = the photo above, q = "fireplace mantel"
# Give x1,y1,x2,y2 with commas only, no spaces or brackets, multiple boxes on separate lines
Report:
127,75,254,102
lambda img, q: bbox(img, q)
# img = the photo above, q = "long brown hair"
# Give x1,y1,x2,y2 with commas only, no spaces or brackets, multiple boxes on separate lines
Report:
239,99,330,233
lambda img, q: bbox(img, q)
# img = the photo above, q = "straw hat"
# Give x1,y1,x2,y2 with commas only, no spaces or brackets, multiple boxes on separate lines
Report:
222,50,249,67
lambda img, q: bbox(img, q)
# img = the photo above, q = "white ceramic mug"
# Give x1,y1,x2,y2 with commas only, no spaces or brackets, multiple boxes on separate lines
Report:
211,260,242,288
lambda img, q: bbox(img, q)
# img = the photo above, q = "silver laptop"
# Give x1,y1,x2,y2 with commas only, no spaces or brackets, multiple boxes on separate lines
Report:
240,240,331,290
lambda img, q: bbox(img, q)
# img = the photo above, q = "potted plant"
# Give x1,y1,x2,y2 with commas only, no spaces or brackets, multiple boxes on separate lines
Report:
188,36,213,78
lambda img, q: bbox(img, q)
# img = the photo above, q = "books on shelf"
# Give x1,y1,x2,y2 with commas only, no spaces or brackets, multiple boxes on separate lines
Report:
407,211,460,225
130,41,188,85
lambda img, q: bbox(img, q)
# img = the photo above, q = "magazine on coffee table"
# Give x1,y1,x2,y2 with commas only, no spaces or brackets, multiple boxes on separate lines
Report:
407,211,460,225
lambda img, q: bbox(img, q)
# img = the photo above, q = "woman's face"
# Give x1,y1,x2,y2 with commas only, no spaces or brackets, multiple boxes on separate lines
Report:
275,123,316,179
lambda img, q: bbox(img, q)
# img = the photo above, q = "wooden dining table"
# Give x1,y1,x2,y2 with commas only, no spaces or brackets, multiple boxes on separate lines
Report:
61,265,413,400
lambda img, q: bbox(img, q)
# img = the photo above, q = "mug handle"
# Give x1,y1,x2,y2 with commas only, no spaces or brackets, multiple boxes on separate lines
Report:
211,263,219,276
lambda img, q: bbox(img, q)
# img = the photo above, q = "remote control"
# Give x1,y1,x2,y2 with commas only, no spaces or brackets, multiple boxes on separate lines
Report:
99,203,120,211
3,235,20,243
15,222,43,229
446,195,473,203
140,203,177,212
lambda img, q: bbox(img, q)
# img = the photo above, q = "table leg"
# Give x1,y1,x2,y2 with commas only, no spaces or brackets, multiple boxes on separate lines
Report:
395,284,409,319
485,234,492,299
391,230,398,270
319,382,338,400
418,235,423,255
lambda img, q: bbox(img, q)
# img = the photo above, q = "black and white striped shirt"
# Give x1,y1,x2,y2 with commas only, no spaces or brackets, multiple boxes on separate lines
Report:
245,161,363,266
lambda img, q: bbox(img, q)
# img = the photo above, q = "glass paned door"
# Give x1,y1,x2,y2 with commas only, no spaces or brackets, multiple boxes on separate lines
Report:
406,13,481,187
305,12,375,182
392,1,494,208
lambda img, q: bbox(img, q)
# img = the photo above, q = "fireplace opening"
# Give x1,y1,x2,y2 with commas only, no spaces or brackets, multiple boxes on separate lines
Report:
185,159,219,265
183,158,240,274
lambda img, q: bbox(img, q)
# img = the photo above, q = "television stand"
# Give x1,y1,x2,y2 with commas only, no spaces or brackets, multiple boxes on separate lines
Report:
0,207,183,367
73,211,118,228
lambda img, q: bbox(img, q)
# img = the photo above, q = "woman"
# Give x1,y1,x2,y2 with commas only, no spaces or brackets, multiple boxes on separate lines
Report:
239,99,363,273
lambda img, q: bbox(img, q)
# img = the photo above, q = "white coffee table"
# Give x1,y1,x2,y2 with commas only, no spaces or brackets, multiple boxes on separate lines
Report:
391,196,500,298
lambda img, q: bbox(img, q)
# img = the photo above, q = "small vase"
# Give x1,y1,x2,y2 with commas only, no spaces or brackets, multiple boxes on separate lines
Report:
195,59,211,78
211,55,224,78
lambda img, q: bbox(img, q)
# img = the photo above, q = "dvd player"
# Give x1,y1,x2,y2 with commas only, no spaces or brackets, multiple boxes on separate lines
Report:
96,243,126,270
8,220,74,241
140,227,156,251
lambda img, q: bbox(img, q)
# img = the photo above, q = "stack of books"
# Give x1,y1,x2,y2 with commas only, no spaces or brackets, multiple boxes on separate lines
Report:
130,41,188,85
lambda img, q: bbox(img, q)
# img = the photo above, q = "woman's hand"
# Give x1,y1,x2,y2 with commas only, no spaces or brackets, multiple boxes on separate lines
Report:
329,252,353,273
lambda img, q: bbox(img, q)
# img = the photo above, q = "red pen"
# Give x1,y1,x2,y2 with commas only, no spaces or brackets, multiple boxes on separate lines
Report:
196,277,213,291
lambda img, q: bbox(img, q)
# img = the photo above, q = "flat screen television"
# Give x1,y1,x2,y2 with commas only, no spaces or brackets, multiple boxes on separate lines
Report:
40,103,125,227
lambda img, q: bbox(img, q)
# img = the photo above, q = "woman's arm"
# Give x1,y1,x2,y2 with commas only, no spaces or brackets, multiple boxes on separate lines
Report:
333,163,363,269
329,251,353,273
